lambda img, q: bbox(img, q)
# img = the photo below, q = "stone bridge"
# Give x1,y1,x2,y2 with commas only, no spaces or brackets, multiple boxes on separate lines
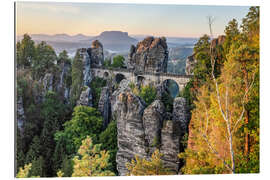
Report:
91,67,192,91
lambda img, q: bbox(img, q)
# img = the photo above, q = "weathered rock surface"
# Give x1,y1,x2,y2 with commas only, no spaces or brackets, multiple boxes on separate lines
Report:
160,120,181,173
89,40,104,67
17,96,25,131
210,35,226,49
172,97,189,134
42,73,53,92
111,79,132,112
57,60,72,103
142,100,165,155
113,78,190,175
185,53,196,75
127,36,168,73
98,86,111,128
160,97,190,172
76,40,105,106
114,88,147,176
77,87,93,107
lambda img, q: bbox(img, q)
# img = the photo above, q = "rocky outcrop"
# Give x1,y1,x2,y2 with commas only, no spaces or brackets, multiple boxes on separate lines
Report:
98,86,111,128
185,54,196,75
57,60,72,103
113,79,190,175
88,40,104,67
76,40,105,106
185,35,226,76
77,86,93,107
210,35,226,49
17,96,25,131
160,97,189,173
114,85,147,176
42,73,53,92
172,97,189,134
111,79,131,112
127,36,168,73
142,100,165,155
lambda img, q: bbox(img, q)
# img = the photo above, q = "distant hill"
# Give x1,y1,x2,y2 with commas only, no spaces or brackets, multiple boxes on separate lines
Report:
89,31,138,51
16,32,197,59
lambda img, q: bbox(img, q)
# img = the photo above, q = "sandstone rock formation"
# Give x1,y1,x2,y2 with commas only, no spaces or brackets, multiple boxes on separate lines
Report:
113,80,190,175
210,35,226,49
98,86,111,128
56,60,72,102
88,40,104,67
113,85,147,175
127,36,168,73
42,73,54,92
142,100,165,155
17,96,25,131
76,40,105,107
185,53,196,75
77,87,93,107
172,97,189,134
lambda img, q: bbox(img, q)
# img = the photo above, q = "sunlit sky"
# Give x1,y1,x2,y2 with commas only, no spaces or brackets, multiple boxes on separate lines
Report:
16,2,250,37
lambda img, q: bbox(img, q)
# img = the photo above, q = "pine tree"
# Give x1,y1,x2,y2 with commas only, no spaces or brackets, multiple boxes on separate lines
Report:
126,149,174,175
72,136,115,177
16,34,36,68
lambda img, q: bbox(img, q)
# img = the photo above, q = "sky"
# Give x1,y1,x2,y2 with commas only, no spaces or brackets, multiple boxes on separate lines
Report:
16,2,250,37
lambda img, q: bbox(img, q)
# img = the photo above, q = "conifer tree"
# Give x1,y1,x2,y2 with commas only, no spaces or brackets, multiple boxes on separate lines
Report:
72,136,115,177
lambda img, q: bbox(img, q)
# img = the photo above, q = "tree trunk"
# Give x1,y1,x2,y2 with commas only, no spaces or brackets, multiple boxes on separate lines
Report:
243,67,250,156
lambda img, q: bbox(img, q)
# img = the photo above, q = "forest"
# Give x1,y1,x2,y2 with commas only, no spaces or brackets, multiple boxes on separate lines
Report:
16,6,259,177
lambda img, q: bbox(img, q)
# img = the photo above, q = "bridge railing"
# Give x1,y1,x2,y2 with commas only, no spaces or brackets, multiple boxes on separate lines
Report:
92,66,192,78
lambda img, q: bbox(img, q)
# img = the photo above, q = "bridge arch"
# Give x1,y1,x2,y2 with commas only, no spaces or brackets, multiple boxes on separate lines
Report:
115,73,126,84
162,79,180,98
103,71,109,78
137,76,145,86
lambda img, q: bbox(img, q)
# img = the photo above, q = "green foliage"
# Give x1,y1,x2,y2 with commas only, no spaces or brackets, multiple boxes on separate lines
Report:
16,163,40,178
29,156,45,177
58,50,71,65
104,58,112,68
180,6,259,174
111,55,125,68
55,106,103,154
126,149,174,175
60,155,74,177
16,34,36,68
99,120,118,174
32,41,57,80
90,77,107,108
161,89,174,113
72,136,115,177
40,91,69,176
139,84,157,106
25,136,41,164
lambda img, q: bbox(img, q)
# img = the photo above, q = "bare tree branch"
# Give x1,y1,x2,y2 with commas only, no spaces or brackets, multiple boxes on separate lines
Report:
232,71,256,134
202,134,232,171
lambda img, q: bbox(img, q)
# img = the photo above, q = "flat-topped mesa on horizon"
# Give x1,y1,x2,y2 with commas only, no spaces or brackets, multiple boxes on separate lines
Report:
127,36,168,73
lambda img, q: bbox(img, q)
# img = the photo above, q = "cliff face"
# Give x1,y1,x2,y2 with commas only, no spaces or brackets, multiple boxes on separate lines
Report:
17,96,25,131
98,86,111,128
186,35,226,75
185,54,196,75
88,40,104,67
76,40,104,106
127,36,168,73
113,81,147,175
113,81,190,175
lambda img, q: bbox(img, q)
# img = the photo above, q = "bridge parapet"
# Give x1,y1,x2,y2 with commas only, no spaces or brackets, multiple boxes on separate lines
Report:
91,66,192,91
92,66,192,78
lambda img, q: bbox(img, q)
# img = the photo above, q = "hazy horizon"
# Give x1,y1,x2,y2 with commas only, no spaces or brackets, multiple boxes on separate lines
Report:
16,2,250,38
